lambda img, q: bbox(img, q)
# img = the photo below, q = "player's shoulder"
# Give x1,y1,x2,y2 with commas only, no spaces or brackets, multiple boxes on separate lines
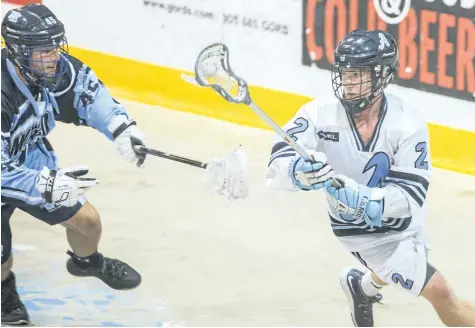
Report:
385,93,428,134
66,53,104,79
296,98,340,126
54,53,99,96
64,53,92,75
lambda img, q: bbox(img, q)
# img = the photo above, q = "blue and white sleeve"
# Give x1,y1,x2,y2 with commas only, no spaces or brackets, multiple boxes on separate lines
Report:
382,125,432,218
72,64,130,141
266,101,320,191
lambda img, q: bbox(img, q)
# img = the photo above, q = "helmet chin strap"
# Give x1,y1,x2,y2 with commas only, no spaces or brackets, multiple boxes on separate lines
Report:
352,93,384,119
344,92,383,118
6,58,45,116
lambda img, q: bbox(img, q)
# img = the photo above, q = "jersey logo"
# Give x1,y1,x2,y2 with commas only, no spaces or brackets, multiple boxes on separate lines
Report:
7,11,21,23
378,32,390,50
364,152,390,187
317,130,339,142
9,111,53,157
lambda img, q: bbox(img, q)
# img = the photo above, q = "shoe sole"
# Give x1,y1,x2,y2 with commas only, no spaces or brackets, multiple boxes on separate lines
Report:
340,266,358,327
2,319,32,326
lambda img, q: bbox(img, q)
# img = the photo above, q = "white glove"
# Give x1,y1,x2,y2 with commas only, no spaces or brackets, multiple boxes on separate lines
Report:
289,150,335,190
36,166,99,207
109,117,147,168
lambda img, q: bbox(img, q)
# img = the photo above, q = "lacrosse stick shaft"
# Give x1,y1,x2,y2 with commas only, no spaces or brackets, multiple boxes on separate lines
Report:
248,102,343,188
134,146,207,169
248,102,313,161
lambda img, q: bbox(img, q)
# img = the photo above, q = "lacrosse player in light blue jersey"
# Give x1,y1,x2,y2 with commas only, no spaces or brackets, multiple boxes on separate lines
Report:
2,4,146,324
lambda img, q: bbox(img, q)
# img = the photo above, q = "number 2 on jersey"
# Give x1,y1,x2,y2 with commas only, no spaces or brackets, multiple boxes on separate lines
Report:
415,142,429,170
392,273,414,290
286,117,309,141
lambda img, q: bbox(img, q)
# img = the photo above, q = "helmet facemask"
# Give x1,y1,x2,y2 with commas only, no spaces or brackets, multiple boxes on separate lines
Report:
8,36,69,91
332,64,395,117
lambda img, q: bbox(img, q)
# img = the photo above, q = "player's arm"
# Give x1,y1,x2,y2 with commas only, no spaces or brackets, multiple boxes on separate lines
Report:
266,102,333,191
0,91,43,206
1,119,43,207
381,125,432,219
59,59,147,167
1,95,97,208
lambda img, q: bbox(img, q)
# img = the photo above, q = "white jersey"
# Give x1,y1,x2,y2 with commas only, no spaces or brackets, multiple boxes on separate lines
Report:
266,94,432,252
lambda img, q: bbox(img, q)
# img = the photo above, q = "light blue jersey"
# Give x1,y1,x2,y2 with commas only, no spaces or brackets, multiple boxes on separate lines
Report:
1,49,128,207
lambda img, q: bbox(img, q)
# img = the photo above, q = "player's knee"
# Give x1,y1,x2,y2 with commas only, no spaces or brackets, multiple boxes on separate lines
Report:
80,209,101,236
421,270,457,309
63,202,102,236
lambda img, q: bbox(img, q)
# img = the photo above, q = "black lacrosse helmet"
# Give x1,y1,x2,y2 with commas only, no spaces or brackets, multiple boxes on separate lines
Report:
331,29,399,116
1,3,69,91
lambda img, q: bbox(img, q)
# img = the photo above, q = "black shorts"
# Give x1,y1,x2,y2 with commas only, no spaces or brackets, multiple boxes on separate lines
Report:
1,201,84,264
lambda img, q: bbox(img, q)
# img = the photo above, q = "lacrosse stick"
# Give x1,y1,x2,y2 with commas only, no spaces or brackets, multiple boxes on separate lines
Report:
134,145,249,200
184,43,342,188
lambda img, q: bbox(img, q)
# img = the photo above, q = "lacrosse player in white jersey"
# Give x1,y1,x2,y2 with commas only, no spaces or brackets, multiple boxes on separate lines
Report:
266,29,475,327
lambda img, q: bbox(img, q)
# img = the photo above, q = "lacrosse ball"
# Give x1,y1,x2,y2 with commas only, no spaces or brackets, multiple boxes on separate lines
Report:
202,63,217,77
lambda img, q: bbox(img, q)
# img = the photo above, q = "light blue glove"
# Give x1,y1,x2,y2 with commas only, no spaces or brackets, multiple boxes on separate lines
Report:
289,150,334,191
325,175,384,228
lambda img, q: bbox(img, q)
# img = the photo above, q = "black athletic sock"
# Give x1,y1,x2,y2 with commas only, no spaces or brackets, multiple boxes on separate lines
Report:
72,251,103,268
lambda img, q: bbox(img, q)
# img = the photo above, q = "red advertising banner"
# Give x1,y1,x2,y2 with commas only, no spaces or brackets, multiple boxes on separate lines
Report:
1,0,41,4
303,0,474,102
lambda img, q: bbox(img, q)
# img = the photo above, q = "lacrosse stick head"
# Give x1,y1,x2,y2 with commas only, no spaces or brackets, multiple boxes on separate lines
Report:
194,43,252,105
204,147,249,200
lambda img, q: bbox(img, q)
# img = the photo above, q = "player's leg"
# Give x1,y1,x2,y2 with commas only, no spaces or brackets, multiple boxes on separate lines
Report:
420,269,475,326
1,253,13,280
342,234,475,327
1,205,15,281
62,201,142,290
1,205,30,325
373,237,475,326
60,200,102,257
340,251,386,327
340,235,428,327
21,200,141,290
343,235,428,327
19,141,139,289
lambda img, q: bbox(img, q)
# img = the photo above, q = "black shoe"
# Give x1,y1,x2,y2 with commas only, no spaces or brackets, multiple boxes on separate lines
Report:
66,250,141,290
1,272,30,326
340,267,382,327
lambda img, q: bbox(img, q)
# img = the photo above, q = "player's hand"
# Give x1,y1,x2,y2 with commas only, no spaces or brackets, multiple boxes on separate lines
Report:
109,117,147,168
325,174,385,228
290,150,334,190
36,166,99,207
